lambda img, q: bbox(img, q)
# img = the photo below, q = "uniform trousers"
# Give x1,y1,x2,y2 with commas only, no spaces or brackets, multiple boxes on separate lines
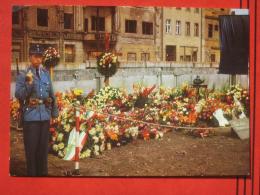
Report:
23,120,50,176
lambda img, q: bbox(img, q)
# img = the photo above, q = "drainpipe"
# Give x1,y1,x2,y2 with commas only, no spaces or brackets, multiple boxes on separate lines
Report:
200,8,203,64
161,7,164,61
154,7,157,61
96,7,100,53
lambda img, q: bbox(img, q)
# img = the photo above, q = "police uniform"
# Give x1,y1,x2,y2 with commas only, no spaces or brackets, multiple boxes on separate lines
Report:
15,45,59,176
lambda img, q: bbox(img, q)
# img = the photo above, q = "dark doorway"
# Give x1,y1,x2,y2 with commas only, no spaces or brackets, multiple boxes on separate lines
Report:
166,45,176,61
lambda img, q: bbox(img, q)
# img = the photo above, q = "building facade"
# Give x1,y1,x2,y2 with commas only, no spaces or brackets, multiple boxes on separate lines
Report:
162,7,203,64
12,6,87,68
113,6,161,62
12,6,230,68
203,8,230,66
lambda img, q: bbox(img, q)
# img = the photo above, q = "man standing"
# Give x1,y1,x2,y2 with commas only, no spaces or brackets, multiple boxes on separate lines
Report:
15,44,59,176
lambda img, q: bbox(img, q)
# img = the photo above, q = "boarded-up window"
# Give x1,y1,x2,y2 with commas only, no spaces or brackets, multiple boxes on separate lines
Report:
194,23,199,36
125,20,137,33
65,44,75,62
12,43,21,63
214,25,219,31
211,54,216,62
141,53,150,61
91,16,105,31
84,18,88,32
185,55,191,62
64,13,74,29
166,45,176,61
37,8,48,27
12,11,20,25
192,51,198,62
195,8,200,13
127,53,137,61
208,24,213,38
142,22,153,35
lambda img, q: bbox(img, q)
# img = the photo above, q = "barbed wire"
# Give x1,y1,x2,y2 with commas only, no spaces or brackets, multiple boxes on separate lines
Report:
64,104,231,131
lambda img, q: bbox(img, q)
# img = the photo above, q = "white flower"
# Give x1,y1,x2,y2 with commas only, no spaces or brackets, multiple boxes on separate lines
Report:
89,128,96,135
100,144,105,152
94,144,99,152
99,133,105,140
52,144,59,152
57,133,64,142
64,124,70,132
158,131,164,138
58,151,64,158
92,136,99,144
58,143,65,150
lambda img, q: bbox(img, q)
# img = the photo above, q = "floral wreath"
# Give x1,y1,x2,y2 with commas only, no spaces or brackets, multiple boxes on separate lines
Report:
43,47,60,68
97,52,119,77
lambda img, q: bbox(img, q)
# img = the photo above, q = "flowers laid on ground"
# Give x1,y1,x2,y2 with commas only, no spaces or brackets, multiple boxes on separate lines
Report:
219,84,250,117
84,86,131,110
10,84,250,159
132,84,156,108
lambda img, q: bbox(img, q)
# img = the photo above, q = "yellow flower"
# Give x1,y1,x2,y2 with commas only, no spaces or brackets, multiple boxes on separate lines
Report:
58,143,65,150
112,56,117,63
73,88,84,96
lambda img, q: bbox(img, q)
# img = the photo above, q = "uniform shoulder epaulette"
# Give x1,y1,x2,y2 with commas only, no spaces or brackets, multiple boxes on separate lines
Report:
19,70,27,76
41,67,48,73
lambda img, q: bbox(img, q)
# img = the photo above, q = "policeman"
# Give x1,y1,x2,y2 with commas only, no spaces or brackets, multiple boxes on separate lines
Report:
15,44,59,176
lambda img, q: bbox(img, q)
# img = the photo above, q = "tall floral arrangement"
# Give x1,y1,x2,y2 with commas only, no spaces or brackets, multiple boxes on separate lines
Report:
42,47,60,68
97,52,119,86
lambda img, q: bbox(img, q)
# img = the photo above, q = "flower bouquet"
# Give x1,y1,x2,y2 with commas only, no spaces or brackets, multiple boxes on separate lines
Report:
133,84,156,108
10,98,20,121
97,52,119,86
42,47,60,68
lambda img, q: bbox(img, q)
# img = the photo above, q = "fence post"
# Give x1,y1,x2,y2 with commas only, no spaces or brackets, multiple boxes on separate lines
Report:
157,68,162,87
95,73,101,92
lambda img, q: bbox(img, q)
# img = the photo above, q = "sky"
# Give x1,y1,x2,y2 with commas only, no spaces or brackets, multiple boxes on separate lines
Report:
231,9,249,15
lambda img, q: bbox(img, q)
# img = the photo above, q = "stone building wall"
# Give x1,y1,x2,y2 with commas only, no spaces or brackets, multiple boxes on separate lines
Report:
203,8,231,64
162,7,203,63
115,6,158,62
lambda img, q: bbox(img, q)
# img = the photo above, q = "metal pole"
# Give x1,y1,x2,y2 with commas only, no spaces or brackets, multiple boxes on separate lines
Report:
16,58,20,75
200,8,203,63
73,104,80,175
96,7,100,53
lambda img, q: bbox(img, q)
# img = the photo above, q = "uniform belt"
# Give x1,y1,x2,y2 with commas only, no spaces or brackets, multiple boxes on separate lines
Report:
28,98,53,107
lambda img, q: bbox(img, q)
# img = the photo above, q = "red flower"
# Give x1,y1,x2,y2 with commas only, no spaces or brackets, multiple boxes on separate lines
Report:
49,127,55,133
142,129,150,140
141,85,156,97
